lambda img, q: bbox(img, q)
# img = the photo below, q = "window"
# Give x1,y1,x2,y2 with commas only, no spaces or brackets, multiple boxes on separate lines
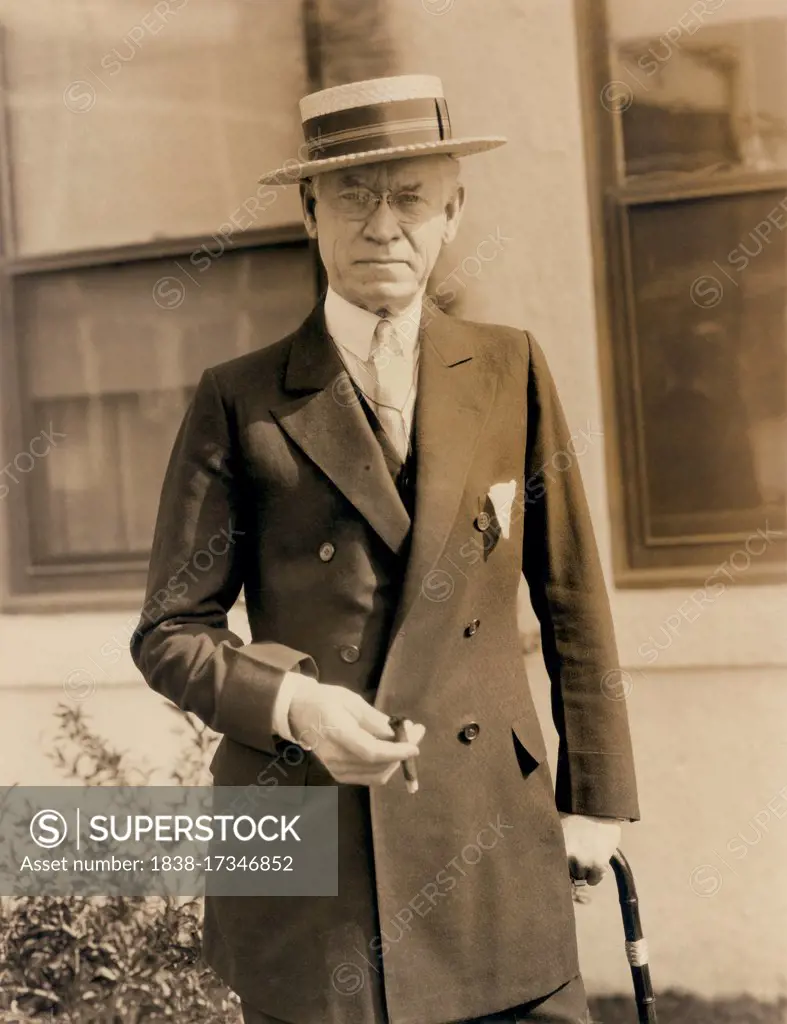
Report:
0,1,319,608
582,0,786,584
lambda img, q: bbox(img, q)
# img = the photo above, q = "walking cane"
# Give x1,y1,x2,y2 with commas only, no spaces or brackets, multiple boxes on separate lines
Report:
610,850,657,1023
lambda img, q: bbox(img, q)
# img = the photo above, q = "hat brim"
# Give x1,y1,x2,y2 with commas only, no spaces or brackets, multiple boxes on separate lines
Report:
258,136,507,186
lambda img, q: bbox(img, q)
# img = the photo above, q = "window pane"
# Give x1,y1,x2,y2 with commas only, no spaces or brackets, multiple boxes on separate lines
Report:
2,0,307,255
16,244,317,565
626,192,786,542
605,4,787,178
29,390,194,559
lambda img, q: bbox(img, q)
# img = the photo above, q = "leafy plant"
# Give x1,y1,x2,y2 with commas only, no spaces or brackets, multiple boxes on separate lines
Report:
0,894,239,1023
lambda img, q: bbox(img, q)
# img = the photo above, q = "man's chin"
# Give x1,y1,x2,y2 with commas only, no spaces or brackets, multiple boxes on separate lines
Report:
353,277,420,311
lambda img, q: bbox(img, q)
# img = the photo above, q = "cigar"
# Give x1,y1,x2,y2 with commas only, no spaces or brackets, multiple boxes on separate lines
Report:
388,715,419,794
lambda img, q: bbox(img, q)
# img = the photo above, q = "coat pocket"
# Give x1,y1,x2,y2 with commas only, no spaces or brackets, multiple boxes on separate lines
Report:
510,713,548,777
209,736,310,805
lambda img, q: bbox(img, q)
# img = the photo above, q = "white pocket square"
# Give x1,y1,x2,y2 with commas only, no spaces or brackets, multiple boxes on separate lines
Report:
488,479,517,540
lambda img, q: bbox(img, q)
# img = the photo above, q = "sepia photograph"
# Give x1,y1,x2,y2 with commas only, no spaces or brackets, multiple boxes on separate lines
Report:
0,1,785,1022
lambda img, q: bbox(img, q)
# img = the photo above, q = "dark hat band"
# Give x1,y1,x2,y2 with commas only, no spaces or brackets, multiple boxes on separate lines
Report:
302,97,451,160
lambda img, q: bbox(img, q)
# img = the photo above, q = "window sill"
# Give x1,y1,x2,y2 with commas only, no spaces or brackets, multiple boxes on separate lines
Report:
1,590,147,615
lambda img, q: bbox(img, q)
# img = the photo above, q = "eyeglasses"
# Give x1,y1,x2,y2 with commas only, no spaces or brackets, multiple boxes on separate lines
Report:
325,187,435,225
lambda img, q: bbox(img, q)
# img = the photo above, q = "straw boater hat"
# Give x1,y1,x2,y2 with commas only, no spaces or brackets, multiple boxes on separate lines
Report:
259,74,507,186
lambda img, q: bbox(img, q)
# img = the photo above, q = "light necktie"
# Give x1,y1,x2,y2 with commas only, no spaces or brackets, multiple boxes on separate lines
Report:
363,318,414,463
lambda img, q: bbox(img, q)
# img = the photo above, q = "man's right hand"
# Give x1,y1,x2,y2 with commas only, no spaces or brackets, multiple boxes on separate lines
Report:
288,684,425,787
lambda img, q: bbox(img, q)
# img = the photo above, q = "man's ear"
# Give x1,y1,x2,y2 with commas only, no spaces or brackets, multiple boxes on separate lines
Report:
300,182,319,239
442,183,465,245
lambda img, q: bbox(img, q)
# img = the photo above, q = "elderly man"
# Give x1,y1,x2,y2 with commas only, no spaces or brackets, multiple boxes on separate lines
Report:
132,75,639,1024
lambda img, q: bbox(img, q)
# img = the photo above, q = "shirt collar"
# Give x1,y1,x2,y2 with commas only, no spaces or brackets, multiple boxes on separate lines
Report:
324,285,423,362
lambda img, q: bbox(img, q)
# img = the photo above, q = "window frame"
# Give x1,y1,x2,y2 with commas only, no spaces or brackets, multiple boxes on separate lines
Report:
577,0,787,588
0,231,320,614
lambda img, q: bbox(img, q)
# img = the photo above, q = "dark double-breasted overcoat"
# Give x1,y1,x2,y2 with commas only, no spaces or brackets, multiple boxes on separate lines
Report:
131,299,639,1024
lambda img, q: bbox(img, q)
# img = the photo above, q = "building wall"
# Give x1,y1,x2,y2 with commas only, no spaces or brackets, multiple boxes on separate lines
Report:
1,0,785,1002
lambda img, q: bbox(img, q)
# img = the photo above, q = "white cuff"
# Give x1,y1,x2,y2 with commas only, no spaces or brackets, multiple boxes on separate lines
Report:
272,671,321,746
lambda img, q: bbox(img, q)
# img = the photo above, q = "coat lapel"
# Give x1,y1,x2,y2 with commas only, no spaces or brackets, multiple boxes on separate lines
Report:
393,305,498,632
270,303,412,555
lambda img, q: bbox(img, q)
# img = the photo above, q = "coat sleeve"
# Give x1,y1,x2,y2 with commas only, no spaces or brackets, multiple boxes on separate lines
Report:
130,367,318,757
520,333,640,821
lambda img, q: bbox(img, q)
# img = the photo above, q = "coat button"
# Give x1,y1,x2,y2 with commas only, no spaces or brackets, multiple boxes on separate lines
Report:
339,644,360,664
459,722,481,743
464,619,481,637
319,542,335,562
474,512,491,531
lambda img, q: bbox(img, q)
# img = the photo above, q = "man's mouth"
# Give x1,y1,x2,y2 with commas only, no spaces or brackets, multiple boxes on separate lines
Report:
355,258,408,265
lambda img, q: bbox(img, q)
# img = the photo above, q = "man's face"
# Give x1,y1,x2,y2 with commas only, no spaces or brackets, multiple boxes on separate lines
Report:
301,155,465,315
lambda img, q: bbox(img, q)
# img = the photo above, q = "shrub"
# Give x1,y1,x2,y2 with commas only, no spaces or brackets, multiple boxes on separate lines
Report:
0,703,239,1023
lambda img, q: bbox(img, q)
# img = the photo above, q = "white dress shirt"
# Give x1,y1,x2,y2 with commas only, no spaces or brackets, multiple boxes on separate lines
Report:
326,285,422,449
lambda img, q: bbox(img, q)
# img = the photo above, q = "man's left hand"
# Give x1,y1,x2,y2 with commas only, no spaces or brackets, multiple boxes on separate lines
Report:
560,813,622,886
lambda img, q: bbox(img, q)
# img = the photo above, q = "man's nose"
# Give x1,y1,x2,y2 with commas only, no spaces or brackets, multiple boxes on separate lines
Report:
362,198,402,243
